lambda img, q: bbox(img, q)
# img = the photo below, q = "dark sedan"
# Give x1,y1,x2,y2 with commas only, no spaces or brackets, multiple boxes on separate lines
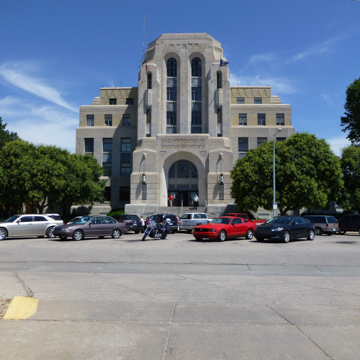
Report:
53,215,127,241
255,216,315,243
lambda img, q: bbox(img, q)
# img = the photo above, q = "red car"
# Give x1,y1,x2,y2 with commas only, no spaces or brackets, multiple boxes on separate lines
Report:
192,216,256,241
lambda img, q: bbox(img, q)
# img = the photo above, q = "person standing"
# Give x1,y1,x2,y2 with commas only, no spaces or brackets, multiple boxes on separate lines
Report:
140,216,145,233
168,194,174,207
193,194,199,210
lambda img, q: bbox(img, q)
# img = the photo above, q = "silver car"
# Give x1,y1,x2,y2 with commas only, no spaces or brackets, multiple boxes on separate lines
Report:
0,214,64,240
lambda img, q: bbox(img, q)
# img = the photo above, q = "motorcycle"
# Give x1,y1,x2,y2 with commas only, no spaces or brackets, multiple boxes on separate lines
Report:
141,219,171,241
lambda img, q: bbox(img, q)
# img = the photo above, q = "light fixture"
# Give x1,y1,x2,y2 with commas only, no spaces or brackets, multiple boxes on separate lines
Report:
219,173,224,185
142,173,146,184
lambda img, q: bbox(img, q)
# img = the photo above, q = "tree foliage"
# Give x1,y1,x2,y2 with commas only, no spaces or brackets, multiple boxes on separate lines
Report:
0,117,20,150
340,146,360,211
341,77,360,145
0,140,105,215
230,133,344,215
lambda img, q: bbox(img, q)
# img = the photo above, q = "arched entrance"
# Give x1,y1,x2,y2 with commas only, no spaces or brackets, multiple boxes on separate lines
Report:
168,160,198,206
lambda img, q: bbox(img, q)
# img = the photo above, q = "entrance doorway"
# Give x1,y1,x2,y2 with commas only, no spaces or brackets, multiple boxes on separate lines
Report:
168,160,198,207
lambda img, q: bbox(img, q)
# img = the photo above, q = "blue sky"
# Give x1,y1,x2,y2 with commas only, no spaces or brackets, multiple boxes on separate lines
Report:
0,0,359,155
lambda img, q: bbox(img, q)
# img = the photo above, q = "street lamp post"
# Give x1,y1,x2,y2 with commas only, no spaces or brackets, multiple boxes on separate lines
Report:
273,128,282,217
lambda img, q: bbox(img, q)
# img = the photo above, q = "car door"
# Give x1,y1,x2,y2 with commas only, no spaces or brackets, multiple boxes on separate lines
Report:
180,214,191,229
101,216,115,236
13,216,34,237
85,217,102,237
290,217,302,239
232,218,246,236
33,215,49,236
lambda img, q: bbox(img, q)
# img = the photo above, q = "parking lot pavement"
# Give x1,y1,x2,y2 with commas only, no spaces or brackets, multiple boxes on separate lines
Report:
0,232,360,359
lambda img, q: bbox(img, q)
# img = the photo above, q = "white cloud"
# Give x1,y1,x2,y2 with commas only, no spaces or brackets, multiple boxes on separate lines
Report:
0,96,77,153
230,74,296,94
0,61,78,112
326,136,351,157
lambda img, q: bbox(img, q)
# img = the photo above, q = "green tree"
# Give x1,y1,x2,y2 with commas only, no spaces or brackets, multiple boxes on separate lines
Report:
230,133,344,215
341,77,360,145
340,146,360,211
0,141,105,216
0,117,20,150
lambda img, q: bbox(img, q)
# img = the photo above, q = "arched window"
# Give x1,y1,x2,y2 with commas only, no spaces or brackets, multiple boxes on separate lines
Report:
167,58,177,77
191,58,202,77
147,73,152,89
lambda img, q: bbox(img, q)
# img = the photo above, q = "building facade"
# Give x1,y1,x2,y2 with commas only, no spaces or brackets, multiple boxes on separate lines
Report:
76,33,295,216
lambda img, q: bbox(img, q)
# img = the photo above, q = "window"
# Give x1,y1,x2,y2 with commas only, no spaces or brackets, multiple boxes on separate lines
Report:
167,58,177,77
258,114,266,126
191,111,202,133
167,111,177,133
105,114,112,126
237,97,245,104
119,186,130,201
87,115,94,126
126,98,134,105
191,58,202,77
239,114,247,125
276,114,285,126
146,109,151,137
277,137,286,142
120,138,131,177
109,98,117,105
257,137,267,147
122,114,131,126
167,87,177,101
84,138,94,155
103,138,112,177
147,73,152,89
104,187,111,201
238,138,248,159
191,87,201,101
217,109,222,137
217,72,222,89
254,97,262,104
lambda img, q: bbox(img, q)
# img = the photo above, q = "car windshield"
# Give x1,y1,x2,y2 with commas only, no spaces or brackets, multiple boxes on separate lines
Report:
5,215,20,223
72,216,91,224
266,217,293,225
211,218,231,225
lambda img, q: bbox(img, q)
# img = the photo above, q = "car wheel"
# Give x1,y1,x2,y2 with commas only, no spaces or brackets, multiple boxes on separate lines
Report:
256,237,264,242
187,230,192,234
161,233,167,239
0,228,7,240
194,236,201,241
72,230,83,241
46,226,55,238
315,227,322,236
339,230,346,235
218,230,227,242
307,229,315,241
98,236,105,239
134,231,140,234
59,235,67,240
283,231,291,243
112,229,121,239
246,228,253,239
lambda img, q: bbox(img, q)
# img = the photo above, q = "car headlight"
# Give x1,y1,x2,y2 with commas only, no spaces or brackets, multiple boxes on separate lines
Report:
209,229,216,232
271,227,284,232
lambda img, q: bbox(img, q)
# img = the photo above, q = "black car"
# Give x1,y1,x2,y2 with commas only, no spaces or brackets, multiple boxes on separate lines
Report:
255,216,315,243
111,214,141,234
148,214,178,233
338,214,360,234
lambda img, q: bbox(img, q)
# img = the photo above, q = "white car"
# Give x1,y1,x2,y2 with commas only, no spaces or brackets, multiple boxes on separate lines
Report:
0,214,64,240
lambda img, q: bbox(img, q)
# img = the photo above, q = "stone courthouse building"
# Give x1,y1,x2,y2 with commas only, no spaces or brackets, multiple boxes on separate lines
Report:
76,33,294,216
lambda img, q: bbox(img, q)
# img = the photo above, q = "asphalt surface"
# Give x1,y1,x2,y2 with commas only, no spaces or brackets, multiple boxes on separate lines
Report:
0,231,360,359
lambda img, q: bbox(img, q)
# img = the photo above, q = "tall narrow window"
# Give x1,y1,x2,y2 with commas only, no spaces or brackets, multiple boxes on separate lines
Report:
146,109,151,137
147,73,152,89
87,115,94,126
239,114,247,125
257,137,267,148
191,57,202,133
120,138,131,177
217,109,222,136
122,114,131,126
217,71,222,89
258,114,266,126
166,57,177,133
103,138,112,177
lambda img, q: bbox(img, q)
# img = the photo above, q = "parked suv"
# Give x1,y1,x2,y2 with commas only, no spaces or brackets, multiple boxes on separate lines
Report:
111,214,141,233
148,214,178,233
338,214,360,234
303,215,339,236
